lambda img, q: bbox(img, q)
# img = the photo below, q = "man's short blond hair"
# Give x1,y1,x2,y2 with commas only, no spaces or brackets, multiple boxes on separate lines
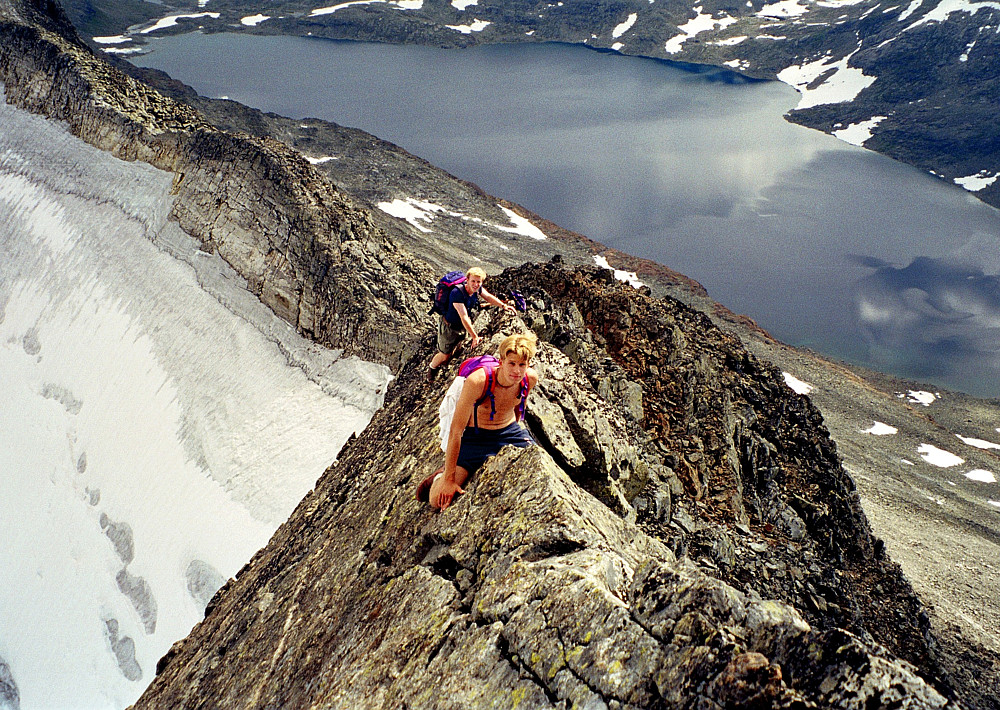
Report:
466,267,487,279
499,333,537,363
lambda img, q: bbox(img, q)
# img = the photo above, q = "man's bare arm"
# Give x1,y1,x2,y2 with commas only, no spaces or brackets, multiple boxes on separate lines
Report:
480,286,516,312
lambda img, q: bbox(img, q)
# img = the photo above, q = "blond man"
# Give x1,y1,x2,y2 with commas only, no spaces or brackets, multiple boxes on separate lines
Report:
418,334,538,510
427,267,515,381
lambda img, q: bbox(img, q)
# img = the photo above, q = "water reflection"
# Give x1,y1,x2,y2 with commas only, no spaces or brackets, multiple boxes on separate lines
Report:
854,256,1000,391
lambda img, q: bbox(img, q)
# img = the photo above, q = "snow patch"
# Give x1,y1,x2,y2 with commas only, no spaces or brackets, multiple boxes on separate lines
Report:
905,0,1000,31
777,49,877,109
310,0,423,17
782,372,813,395
900,390,937,406
917,443,964,467
140,12,220,33
710,35,749,45
446,19,492,33
832,115,887,146
965,469,998,483
306,156,339,164
92,35,132,44
990,500,1000,508
956,434,1000,450
376,198,546,240
954,170,1000,191
452,0,478,8
376,197,439,233
241,14,271,26
612,12,638,38
862,421,898,435
758,0,809,18
497,206,547,240
665,7,738,54
101,46,146,55
898,0,925,20
593,255,644,288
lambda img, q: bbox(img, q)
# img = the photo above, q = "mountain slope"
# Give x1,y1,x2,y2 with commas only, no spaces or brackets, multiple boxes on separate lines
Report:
2,0,999,707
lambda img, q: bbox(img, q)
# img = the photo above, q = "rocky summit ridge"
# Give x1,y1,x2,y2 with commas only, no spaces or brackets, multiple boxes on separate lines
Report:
136,265,949,709
1,0,997,707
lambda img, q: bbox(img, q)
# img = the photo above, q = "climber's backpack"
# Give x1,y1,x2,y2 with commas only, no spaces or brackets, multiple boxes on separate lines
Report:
437,355,531,452
430,270,467,316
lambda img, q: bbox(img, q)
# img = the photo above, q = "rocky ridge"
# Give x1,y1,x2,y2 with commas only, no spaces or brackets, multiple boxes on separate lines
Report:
137,265,951,709
1,0,997,707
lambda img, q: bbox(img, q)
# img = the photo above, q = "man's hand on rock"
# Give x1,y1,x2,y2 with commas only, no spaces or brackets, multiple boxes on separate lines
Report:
433,478,465,511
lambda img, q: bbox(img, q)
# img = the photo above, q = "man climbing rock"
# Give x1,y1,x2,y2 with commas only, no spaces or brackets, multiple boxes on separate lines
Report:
426,267,515,382
417,334,539,510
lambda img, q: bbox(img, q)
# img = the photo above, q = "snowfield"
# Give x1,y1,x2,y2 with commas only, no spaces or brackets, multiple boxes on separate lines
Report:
0,91,389,709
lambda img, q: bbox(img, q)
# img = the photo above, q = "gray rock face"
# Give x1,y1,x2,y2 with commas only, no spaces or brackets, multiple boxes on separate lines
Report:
116,568,157,635
0,0,431,370
100,513,135,565
104,619,142,682
134,269,950,709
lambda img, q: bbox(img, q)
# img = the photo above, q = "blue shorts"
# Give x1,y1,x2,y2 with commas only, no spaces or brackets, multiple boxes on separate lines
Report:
456,422,534,476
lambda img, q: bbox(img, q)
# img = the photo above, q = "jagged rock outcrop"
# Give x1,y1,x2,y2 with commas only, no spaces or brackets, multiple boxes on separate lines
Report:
135,264,952,709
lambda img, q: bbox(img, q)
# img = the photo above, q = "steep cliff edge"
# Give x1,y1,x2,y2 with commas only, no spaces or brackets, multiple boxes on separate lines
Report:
136,264,950,708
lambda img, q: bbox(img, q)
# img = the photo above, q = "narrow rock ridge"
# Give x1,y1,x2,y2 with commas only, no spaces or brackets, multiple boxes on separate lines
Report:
0,0,429,369
136,264,950,708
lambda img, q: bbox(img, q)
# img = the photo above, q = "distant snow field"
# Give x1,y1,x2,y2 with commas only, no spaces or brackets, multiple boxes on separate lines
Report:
777,50,877,110
757,0,809,18
833,115,887,146
593,255,644,288
140,12,219,34
954,170,1000,192
612,12,638,39
0,92,389,708
665,7,737,54
917,443,964,467
965,469,998,483
240,13,271,26
956,434,1000,450
310,0,423,16
446,19,492,33
900,390,937,406
376,196,547,240
862,421,898,435
782,371,813,395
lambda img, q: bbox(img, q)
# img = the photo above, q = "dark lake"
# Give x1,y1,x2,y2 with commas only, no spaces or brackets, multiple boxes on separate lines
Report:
131,34,1000,399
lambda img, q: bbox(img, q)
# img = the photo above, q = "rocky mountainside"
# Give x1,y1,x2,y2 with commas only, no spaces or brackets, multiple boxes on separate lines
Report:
136,265,951,709
2,0,999,708
69,0,1000,212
